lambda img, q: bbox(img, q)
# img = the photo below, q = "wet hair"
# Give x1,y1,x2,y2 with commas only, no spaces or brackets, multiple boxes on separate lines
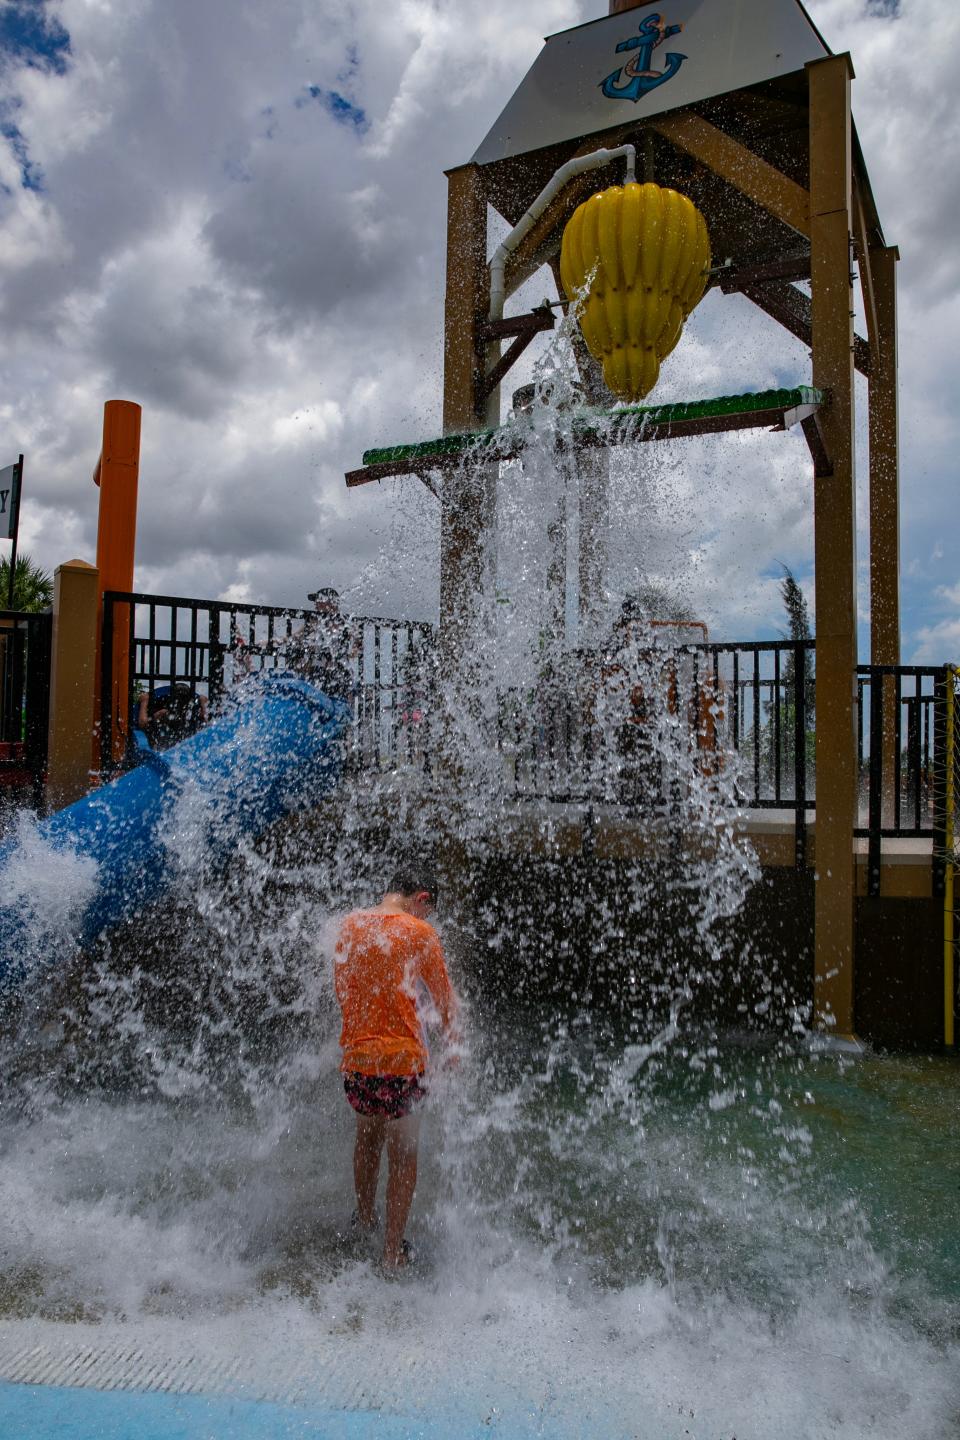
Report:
388,869,434,900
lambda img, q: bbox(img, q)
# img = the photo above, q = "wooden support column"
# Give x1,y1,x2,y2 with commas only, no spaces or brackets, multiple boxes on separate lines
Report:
47,560,99,810
559,272,610,647
93,399,142,771
578,452,609,647
439,164,492,934
442,164,488,437
868,245,900,666
807,55,858,1037
868,245,901,828
440,163,491,668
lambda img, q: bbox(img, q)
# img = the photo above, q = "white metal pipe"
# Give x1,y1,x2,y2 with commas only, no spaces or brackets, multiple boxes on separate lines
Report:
488,144,637,327
484,144,636,427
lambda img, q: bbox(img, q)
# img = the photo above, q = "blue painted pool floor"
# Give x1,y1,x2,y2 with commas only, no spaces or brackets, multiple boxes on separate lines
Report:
0,1381,528,1440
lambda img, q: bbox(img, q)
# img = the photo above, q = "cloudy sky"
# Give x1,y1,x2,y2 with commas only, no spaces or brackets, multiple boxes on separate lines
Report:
0,0,956,658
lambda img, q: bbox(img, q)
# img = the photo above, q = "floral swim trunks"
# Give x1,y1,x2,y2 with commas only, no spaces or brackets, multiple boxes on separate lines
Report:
343,1071,427,1119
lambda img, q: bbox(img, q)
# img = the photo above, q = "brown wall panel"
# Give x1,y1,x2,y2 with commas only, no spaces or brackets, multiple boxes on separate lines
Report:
855,898,943,1050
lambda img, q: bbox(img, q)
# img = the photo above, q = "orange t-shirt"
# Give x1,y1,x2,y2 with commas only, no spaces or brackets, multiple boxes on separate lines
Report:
334,910,458,1077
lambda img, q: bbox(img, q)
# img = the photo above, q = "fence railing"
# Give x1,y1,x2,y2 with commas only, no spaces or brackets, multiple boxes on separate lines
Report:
857,666,940,894
101,591,434,773
99,597,956,891
502,642,955,888
0,609,51,802
499,640,815,859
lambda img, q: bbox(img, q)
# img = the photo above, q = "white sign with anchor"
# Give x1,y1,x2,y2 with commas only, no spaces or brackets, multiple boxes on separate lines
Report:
472,1,828,166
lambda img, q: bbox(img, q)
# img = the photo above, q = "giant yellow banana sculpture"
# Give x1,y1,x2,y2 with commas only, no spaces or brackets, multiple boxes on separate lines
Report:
560,182,710,403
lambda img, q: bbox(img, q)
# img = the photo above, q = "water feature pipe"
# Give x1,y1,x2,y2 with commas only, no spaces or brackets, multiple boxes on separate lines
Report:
485,145,637,422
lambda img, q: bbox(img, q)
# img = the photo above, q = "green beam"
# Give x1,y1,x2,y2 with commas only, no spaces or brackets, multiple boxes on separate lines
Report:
346,387,825,487
362,388,829,466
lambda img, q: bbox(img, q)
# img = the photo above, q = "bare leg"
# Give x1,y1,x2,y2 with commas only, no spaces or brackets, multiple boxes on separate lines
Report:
382,1112,420,1268
353,1113,386,1228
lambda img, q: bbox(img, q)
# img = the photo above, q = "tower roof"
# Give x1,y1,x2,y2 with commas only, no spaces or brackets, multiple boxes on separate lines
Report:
472,1,829,165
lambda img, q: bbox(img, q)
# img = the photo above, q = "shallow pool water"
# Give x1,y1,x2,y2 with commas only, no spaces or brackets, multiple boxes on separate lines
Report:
0,999,957,1439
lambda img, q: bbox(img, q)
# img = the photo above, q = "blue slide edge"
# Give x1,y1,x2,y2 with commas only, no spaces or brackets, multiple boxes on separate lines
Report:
0,673,351,986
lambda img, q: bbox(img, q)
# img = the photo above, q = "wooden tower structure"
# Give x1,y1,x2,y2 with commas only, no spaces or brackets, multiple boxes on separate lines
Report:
440,0,898,1039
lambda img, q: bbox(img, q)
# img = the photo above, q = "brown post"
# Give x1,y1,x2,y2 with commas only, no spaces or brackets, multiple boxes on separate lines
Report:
807,55,858,1037
562,301,611,647
47,560,100,809
869,245,900,666
439,163,492,935
93,400,142,771
442,164,488,436
546,483,568,647
578,452,609,645
868,245,901,824
440,163,491,684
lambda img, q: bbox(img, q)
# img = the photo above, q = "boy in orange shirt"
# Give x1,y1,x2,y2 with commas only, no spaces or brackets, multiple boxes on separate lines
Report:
334,871,460,1270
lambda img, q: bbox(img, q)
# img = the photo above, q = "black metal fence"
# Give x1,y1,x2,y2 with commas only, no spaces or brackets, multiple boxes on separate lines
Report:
100,595,956,890
856,664,954,896
101,591,434,771
502,640,955,886
500,640,815,856
0,609,51,802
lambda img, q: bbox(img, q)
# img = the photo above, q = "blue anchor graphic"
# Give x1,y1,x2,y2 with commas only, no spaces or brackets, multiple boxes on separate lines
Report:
601,12,687,103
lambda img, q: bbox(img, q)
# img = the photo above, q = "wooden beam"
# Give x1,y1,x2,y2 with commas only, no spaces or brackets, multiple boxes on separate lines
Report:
853,179,879,357
867,245,900,832
442,164,489,434
345,395,825,488
479,312,556,341
808,52,858,1038
742,279,810,344
440,161,496,823
743,280,872,377
800,411,833,479
868,244,900,667
718,252,811,291
478,308,556,402
651,111,811,238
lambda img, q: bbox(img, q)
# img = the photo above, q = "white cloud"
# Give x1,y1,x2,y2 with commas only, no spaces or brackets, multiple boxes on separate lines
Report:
912,617,960,664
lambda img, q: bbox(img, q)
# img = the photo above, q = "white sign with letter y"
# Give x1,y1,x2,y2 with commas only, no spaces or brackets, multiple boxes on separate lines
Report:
0,464,20,541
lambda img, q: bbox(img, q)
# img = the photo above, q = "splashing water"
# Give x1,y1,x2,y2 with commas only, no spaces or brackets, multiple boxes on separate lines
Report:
0,346,958,1437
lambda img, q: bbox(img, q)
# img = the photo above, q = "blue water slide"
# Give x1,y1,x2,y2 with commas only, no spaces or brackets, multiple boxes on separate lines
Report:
0,674,350,987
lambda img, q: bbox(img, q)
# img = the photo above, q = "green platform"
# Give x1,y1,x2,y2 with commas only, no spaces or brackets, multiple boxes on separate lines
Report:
346,387,826,487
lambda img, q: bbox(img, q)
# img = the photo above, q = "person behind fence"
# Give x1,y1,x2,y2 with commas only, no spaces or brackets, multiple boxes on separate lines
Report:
286,586,356,700
398,640,434,761
136,683,208,750
600,596,657,797
334,869,460,1271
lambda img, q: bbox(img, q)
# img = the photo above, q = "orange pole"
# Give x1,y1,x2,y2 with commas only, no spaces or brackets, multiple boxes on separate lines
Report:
93,399,141,771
